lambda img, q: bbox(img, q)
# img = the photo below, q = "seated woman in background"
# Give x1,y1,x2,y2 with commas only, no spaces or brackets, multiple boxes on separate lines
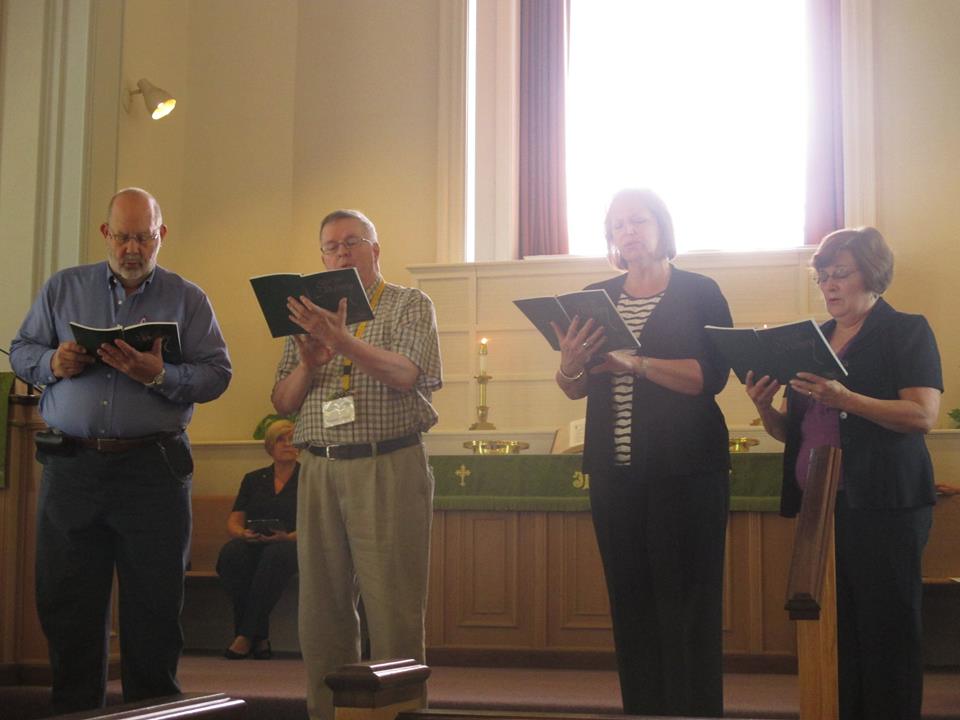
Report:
746,227,942,720
218,419,300,660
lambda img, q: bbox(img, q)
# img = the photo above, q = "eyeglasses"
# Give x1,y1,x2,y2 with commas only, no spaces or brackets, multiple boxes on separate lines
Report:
815,268,860,285
320,236,370,255
108,229,160,246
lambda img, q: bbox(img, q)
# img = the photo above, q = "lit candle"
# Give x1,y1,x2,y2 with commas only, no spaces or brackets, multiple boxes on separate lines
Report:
479,337,488,374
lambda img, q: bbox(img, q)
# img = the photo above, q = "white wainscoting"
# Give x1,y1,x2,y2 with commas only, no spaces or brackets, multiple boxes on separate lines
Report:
408,251,821,437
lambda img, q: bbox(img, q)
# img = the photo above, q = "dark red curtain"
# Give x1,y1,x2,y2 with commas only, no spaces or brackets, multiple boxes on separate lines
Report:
805,0,845,245
518,0,569,258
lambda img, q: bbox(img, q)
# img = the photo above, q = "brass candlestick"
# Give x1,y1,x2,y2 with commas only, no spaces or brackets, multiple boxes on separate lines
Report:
469,371,496,430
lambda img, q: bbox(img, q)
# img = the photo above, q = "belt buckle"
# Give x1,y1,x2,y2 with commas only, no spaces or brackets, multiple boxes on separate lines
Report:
325,444,339,460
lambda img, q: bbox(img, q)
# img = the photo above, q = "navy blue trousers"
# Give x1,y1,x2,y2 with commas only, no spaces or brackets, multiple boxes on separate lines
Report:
35,435,192,713
589,467,728,718
216,538,298,640
834,492,932,720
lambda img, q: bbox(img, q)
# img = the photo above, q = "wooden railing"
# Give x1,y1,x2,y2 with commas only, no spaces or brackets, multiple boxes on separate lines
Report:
784,446,842,720
327,659,430,720
54,693,245,720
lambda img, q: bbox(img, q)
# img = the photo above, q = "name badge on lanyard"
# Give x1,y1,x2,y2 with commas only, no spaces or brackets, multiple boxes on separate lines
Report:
322,395,356,428
320,278,385,430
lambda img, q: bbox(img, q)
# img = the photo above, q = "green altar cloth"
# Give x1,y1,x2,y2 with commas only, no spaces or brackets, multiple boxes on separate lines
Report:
430,452,783,513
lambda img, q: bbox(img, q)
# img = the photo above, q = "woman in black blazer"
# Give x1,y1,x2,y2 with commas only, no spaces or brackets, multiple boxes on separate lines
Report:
553,189,733,717
746,227,942,720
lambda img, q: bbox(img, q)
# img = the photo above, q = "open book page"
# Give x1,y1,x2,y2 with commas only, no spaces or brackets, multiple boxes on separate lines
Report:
705,319,846,385
556,290,642,353
512,297,570,351
250,267,373,338
69,321,182,363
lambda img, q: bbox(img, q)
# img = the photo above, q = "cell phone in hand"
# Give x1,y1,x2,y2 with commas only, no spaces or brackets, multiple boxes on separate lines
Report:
246,518,284,536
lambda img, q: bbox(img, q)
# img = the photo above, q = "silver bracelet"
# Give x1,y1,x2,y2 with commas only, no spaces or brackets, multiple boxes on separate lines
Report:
558,366,585,382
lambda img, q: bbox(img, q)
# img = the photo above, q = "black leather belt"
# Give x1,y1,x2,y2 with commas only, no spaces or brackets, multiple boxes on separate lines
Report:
73,431,179,454
307,433,421,460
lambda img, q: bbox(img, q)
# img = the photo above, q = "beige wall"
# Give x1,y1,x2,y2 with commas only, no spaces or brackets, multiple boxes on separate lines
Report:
105,0,440,440
872,0,960,421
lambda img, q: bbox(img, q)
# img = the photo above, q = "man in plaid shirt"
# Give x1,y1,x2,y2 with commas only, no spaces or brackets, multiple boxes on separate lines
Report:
272,209,441,720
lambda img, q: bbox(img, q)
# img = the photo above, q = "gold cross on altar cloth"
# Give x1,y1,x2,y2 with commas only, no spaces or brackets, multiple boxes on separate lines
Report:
455,464,471,487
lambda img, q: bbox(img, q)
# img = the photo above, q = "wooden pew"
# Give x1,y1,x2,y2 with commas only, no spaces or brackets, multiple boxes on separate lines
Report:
53,693,244,720
327,659,430,720
188,495,234,577
784,446,842,720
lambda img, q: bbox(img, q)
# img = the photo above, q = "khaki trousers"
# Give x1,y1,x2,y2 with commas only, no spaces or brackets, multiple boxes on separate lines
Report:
297,444,434,720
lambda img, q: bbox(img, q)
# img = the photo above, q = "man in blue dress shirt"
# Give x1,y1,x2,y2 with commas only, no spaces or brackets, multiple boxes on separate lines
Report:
10,187,232,713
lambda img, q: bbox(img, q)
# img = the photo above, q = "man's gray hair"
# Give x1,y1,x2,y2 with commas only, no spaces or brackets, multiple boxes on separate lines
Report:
319,209,378,243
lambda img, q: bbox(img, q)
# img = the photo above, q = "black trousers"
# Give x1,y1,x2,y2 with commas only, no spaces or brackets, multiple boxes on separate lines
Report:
35,436,193,713
834,492,932,720
589,467,728,718
216,538,298,639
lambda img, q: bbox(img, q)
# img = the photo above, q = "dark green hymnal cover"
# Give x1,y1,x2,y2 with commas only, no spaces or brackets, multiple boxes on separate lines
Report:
250,267,375,338
69,321,182,363
513,290,642,353
704,319,847,385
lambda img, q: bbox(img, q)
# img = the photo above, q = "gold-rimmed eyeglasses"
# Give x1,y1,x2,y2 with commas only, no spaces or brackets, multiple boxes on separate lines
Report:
814,268,860,285
108,229,160,246
320,236,370,255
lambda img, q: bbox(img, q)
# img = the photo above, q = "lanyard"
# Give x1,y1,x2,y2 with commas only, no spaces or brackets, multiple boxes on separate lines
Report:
340,278,386,394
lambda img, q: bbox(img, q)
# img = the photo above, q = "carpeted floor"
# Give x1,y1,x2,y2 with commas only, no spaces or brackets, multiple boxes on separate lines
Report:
4,655,959,720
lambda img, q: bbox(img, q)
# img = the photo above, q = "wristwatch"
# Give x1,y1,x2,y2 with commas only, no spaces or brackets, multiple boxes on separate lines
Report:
145,367,166,388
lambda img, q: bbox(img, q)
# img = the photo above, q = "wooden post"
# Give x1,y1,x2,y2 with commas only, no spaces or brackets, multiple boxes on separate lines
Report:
795,522,839,719
785,446,842,720
326,658,431,720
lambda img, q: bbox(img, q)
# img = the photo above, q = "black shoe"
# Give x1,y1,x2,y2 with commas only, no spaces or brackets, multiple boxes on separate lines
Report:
252,640,272,660
223,646,251,660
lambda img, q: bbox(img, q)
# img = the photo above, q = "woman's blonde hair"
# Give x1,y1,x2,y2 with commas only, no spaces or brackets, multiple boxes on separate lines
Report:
264,419,296,454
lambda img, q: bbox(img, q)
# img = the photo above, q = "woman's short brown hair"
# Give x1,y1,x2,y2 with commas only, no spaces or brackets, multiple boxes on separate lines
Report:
812,226,894,294
264,419,296,455
604,188,677,269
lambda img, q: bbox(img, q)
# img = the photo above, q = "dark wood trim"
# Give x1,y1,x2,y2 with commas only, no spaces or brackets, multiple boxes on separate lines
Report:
426,648,797,674
326,658,430,708
55,693,245,720
785,446,842,620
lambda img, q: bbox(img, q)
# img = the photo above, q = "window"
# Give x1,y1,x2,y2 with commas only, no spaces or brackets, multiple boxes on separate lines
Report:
565,0,808,255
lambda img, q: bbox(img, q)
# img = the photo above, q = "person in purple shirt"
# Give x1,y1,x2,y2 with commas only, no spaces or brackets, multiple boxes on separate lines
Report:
746,227,942,720
10,187,231,713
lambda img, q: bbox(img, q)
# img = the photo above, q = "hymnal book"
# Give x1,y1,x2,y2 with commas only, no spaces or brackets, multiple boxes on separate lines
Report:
704,319,847,385
250,267,374,338
69,321,182,363
246,518,284,536
513,290,642,353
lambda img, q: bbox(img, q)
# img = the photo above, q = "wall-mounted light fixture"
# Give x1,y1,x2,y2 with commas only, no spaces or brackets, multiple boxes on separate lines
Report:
123,78,176,120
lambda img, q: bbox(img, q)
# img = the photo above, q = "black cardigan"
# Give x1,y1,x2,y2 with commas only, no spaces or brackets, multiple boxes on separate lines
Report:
581,268,733,478
780,298,943,516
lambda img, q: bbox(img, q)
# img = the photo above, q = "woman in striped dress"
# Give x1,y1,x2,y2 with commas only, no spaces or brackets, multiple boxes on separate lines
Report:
554,188,733,718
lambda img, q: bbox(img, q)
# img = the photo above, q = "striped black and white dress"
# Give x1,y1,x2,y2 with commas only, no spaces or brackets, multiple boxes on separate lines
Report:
612,291,664,466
